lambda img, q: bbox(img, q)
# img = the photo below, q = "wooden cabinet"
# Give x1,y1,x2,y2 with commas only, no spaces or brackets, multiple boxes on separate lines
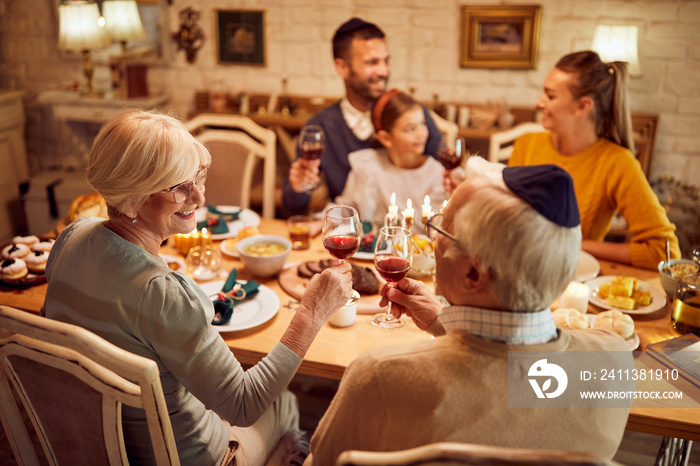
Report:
0,90,28,243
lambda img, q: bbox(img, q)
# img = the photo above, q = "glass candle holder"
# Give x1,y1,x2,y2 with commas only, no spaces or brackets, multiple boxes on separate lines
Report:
185,244,222,281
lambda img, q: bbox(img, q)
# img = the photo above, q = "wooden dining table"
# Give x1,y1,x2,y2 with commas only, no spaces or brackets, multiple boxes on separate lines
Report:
1,218,698,443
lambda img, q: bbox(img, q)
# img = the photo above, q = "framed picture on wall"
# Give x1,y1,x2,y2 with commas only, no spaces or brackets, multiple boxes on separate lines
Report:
460,5,541,69
215,10,266,66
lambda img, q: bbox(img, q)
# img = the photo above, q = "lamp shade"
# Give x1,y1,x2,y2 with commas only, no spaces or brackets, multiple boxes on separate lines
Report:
591,25,641,76
58,1,110,51
103,0,146,43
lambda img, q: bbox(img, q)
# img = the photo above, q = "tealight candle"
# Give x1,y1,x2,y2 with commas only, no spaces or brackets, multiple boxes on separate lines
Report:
559,281,590,314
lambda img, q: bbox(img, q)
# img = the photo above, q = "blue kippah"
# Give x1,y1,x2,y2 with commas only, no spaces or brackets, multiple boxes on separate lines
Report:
334,18,377,39
502,164,581,228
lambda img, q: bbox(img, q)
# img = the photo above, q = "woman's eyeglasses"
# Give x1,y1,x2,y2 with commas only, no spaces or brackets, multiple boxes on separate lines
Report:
163,166,209,203
426,214,457,242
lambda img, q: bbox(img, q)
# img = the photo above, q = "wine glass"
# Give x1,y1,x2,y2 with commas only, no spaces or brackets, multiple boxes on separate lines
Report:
298,125,326,191
437,136,465,170
372,226,413,329
322,205,361,264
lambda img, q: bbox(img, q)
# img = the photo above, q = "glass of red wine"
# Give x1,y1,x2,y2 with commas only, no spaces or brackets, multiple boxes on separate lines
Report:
437,136,465,170
299,125,326,191
372,226,413,329
322,205,361,265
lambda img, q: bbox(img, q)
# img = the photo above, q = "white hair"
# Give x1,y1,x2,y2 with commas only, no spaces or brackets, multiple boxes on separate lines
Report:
452,159,582,311
86,109,211,215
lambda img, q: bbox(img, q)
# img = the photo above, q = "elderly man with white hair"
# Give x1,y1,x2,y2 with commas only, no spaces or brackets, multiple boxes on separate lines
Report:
304,157,631,465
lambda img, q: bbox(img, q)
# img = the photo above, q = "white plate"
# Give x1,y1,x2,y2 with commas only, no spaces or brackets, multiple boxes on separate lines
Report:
586,276,666,315
586,314,640,351
200,280,279,332
575,251,600,282
352,250,375,261
219,238,240,258
159,254,185,272
195,206,261,240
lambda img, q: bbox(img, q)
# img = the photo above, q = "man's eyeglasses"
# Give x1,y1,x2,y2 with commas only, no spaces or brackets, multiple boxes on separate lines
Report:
426,213,457,243
163,166,208,204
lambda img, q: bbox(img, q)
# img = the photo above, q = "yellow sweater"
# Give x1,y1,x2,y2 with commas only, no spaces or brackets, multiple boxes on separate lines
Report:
509,133,680,269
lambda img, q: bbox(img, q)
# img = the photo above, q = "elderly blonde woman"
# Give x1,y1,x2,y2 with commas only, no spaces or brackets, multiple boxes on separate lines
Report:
42,109,353,465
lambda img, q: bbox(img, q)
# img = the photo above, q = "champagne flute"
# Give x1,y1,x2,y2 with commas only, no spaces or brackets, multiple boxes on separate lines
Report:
437,136,465,170
322,205,361,264
298,125,326,191
372,226,413,329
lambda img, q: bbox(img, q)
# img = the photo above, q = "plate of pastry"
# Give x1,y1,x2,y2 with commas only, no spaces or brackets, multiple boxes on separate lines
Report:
551,307,639,350
0,236,54,286
587,276,666,315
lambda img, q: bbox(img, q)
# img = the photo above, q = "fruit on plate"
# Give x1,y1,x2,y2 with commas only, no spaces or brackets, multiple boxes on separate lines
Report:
597,276,652,310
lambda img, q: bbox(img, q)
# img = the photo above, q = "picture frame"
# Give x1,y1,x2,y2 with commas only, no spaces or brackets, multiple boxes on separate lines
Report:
460,5,541,69
215,9,266,66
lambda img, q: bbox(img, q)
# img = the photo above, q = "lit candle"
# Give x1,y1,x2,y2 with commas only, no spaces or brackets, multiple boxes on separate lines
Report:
559,281,590,314
388,192,398,217
403,198,414,221
422,195,432,219
200,227,212,247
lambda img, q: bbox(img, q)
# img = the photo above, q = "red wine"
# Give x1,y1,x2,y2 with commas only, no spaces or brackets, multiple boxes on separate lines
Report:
376,257,410,283
302,144,324,160
438,148,462,170
323,235,359,261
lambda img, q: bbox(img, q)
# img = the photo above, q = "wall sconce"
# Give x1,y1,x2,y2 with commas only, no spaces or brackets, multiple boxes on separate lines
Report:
102,0,147,52
591,25,641,77
58,1,110,96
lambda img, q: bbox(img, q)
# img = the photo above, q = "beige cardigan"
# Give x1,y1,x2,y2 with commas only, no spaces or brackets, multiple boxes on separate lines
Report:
306,328,630,464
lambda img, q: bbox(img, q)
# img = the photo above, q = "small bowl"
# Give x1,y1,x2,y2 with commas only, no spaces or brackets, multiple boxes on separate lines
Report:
658,259,698,298
237,235,291,277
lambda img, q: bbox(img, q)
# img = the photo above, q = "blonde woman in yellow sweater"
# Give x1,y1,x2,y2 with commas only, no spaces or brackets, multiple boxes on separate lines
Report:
509,51,679,269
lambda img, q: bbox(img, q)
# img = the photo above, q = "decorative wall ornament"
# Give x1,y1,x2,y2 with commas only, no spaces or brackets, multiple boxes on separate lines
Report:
172,7,204,63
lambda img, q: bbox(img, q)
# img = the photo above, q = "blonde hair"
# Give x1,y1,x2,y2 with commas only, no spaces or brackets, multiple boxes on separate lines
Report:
453,158,582,311
86,109,211,215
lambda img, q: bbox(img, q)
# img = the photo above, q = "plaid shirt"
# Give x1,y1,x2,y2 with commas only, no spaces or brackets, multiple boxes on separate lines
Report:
440,305,558,345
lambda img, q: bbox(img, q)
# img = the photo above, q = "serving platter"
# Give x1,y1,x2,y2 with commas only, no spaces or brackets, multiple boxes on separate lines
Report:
587,276,666,315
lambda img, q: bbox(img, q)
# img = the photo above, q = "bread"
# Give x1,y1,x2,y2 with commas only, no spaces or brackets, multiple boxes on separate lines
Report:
12,235,39,246
69,191,108,222
552,308,591,330
2,243,30,260
25,250,49,273
594,310,635,339
1,258,28,280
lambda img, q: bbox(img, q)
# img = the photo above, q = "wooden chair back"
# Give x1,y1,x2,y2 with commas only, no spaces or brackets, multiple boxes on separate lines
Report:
336,442,620,466
0,305,179,466
185,113,277,218
488,122,545,164
428,110,459,149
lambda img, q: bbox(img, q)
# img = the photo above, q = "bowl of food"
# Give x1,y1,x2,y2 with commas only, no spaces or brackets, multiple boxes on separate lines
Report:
658,259,699,298
237,235,291,277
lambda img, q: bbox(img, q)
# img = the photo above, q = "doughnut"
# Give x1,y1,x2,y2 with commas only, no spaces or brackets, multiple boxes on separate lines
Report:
552,308,591,330
594,310,635,339
25,250,49,273
1,258,28,280
2,243,30,260
31,239,55,252
12,235,39,246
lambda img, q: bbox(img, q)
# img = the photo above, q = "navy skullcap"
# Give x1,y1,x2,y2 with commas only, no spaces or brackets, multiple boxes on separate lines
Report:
334,18,377,39
502,164,581,228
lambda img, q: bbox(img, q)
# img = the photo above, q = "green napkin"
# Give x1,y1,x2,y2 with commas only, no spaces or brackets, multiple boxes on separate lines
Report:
212,269,260,326
196,206,243,235
359,220,379,252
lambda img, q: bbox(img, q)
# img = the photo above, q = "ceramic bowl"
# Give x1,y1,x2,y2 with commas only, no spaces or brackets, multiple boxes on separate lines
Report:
657,258,698,298
237,235,291,277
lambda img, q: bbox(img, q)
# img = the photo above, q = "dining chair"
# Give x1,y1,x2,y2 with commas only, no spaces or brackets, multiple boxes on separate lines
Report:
0,305,180,466
488,121,545,164
335,442,621,466
185,113,277,219
428,110,459,149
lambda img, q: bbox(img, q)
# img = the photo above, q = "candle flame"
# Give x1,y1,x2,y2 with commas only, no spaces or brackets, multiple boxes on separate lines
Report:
424,195,430,205
201,227,208,235
391,192,396,205
407,198,412,209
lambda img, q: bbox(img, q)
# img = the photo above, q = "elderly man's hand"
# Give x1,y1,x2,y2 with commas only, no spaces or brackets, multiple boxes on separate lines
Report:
442,167,465,194
298,262,353,326
379,278,442,331
289,158,321,193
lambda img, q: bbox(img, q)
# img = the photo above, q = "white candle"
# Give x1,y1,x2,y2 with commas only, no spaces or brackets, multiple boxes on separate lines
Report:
388,192,398,217
559,282,590,314
422,195,432,219
403,198,414,221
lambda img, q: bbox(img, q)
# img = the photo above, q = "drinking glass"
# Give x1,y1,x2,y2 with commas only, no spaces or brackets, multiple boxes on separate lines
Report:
372,226,413,329
322,205,361,264
672,247,700,335
437,136,465,170
298,125,326,191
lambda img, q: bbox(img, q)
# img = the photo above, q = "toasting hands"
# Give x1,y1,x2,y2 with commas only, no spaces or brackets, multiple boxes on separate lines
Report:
379,278,442,331
289,158,321,193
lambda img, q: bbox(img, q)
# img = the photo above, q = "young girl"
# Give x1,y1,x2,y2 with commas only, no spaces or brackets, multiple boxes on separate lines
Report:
334,89,448,223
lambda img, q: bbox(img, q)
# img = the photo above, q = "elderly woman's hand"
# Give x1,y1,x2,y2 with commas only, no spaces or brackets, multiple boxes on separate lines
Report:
298,262,353,325
379,278,442,331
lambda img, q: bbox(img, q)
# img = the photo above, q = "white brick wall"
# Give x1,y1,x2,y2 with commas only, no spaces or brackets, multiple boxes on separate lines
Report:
0,0,698,186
